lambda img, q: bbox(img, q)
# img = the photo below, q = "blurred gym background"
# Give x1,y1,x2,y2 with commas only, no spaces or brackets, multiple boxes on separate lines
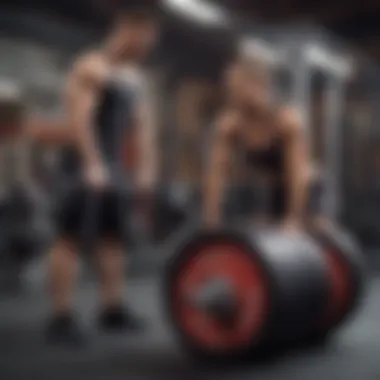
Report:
0,0,379,377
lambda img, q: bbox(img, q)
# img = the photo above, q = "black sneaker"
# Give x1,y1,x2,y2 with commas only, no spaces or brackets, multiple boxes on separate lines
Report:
98,305,146,333
45,314,88,348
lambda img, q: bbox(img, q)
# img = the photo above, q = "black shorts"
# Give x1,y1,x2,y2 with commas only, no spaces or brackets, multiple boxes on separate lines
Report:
225,180,325,220
55,185,132,242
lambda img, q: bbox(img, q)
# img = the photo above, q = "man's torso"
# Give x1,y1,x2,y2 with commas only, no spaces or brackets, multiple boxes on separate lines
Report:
61,58,145,185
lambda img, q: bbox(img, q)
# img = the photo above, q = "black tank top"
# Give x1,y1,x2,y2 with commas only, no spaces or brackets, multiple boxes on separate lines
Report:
60,75,141,183
243,136,285,177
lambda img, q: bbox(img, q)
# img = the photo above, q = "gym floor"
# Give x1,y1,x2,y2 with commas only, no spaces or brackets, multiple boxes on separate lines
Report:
0,266,379,380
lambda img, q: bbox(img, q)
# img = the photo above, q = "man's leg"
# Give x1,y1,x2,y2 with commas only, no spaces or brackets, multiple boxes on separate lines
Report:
48,238,79,315
96,238,125,310
46,188,86,346
96,190,144,332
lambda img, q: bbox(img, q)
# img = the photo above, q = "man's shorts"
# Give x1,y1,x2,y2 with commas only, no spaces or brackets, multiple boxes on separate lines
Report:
224,179,325,221
55,184,132,242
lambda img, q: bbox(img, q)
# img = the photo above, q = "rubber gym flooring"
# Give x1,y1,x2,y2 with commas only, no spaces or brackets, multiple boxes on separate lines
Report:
0,267,379,380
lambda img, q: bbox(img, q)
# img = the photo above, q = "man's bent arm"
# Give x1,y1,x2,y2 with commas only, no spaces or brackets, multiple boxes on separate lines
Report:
281,107,310,222
203,113,236,226
65,55,105,168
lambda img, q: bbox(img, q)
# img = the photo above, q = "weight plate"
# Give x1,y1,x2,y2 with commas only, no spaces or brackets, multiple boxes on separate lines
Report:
319,247,354,327
170,240,269,353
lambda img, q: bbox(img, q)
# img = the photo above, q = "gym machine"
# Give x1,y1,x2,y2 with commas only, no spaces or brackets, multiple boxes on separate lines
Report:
0,79,53,292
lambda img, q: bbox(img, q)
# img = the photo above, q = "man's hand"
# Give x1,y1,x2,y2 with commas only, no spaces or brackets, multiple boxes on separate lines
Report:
135,173,156,198
281,217,303,233
203,214,222,231
84,162,108,190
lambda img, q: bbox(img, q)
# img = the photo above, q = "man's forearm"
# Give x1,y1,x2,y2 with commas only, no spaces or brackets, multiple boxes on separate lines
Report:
136,87,158,187
287,171,309,220
204,175,224,224
77,125,103,167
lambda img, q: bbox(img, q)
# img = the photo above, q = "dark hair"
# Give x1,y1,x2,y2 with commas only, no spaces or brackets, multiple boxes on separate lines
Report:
114,1,160,22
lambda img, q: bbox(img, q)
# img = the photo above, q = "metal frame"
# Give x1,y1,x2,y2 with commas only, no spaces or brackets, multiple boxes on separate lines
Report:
293,43,352,220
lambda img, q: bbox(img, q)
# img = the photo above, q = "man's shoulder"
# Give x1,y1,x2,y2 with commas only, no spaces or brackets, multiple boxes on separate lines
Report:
276,104,304,138
214,109,241,139
120,65,147,88
70,51,108,82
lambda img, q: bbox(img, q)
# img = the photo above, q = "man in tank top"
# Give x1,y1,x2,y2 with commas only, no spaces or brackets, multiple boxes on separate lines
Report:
46,4,160,346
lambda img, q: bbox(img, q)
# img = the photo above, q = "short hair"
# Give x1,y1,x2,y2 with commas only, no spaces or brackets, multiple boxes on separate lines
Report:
113,1,160,23
229,55,271,83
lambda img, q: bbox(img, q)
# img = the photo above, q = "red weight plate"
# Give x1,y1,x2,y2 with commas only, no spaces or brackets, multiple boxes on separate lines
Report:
320,248,353,327
172,242,270,352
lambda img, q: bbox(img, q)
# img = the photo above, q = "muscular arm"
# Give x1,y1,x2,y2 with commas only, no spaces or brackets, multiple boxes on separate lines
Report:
281,108,311,222
176,80,211,183
135,79,158,189
65,54,106,168
203,113,237,226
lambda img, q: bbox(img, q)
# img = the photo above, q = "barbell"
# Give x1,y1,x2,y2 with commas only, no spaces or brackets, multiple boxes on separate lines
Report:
0,178,195,261
163,223,365,361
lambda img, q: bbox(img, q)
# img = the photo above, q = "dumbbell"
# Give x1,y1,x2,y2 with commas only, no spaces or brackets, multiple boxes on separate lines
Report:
163,224,365,361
